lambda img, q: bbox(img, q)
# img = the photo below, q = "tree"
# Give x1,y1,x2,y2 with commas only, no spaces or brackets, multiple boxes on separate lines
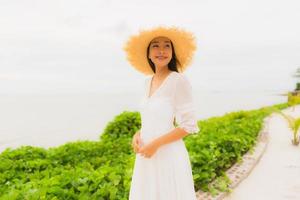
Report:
292,67,300,91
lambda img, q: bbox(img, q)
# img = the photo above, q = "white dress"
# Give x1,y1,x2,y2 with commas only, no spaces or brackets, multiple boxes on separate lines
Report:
129,71,200,200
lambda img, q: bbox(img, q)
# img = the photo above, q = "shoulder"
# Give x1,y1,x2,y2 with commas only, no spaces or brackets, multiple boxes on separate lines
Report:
172,72,191,85
172,72,194,95
172,71,188,79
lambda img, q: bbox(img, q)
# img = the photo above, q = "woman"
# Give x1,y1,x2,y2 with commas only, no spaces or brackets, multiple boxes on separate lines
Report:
123,26,200,200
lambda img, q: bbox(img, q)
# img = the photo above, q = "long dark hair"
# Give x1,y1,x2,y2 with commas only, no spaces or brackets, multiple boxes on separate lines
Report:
146,40,181,73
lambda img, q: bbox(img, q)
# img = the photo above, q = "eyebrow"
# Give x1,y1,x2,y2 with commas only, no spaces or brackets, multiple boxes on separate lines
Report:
151,40,171,44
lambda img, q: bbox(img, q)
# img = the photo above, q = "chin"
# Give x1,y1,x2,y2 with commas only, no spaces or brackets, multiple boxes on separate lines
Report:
154,61,171,67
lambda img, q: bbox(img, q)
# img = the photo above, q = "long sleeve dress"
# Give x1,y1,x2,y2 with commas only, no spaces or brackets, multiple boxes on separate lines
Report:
129,71,200,200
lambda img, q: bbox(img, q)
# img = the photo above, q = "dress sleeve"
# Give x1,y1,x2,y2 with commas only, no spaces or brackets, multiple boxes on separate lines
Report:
174,74,200,134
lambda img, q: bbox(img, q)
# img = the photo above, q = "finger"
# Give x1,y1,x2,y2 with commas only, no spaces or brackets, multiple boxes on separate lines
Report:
135,140,139,147
135,140,140,146
132,141,137,150
137,136,142,145
136,144,142,152
138,139,144,147
135,144,139,152
134,136,139,144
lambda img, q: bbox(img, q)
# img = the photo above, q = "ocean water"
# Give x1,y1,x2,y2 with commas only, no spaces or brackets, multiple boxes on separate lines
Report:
0,90,287,152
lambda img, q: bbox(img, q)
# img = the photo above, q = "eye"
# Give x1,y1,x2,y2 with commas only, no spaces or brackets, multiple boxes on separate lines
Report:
165,44,170,48
151,44,158,48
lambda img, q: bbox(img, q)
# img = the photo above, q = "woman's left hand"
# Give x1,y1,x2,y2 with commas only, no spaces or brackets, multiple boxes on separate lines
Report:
138,140,160,158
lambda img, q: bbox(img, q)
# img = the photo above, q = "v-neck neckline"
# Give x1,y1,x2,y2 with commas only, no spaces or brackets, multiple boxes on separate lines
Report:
147,71,174,99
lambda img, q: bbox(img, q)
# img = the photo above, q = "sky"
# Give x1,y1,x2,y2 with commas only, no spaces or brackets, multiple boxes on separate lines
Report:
0,0,299,94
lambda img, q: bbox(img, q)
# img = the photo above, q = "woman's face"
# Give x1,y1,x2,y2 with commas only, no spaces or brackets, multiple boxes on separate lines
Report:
148,36,172,70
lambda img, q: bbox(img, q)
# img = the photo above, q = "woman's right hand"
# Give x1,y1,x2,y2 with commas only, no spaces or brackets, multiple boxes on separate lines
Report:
132,131,143,153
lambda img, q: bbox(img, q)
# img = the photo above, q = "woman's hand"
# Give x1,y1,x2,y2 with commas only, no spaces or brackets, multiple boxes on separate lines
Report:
138,140,160,158
131,131,143,153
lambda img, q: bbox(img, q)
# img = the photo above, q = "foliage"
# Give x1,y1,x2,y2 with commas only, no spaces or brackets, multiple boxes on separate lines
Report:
0,104,290,198
287,92,300,109
271,107,300,145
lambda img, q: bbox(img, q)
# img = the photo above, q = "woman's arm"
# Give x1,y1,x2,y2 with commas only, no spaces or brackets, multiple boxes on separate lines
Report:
138,127,188,158
152,127,189,148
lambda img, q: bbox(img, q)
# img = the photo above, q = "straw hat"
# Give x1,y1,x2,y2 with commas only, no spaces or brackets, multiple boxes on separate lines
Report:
123,26,197,75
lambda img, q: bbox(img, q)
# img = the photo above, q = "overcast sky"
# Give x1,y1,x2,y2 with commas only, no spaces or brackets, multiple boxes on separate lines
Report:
0,0,299,94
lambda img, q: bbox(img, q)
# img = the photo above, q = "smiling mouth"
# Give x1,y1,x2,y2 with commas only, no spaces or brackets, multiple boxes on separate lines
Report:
156,56,168,59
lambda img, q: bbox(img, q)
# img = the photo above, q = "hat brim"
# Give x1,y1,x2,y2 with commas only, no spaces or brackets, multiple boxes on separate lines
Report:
123,26,197,75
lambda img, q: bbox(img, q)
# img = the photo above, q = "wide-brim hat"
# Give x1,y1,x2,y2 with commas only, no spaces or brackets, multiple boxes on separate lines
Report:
123,26,197,75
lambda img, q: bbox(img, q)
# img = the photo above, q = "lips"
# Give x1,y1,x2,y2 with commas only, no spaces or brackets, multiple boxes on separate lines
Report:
156,56,168,60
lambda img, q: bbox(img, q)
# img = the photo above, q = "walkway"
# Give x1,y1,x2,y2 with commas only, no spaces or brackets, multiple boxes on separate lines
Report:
224,105,300,200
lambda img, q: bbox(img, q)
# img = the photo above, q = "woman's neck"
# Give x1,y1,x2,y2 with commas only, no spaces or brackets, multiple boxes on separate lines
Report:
154,68,171,78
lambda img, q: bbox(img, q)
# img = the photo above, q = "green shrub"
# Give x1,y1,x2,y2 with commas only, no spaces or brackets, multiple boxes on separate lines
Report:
100,111,141,141
0,103,289,198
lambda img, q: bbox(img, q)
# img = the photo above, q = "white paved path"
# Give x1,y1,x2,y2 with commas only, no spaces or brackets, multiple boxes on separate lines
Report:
224,105,300,200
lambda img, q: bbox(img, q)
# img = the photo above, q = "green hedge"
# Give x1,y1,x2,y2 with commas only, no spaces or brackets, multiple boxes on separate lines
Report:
0,103,289,199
